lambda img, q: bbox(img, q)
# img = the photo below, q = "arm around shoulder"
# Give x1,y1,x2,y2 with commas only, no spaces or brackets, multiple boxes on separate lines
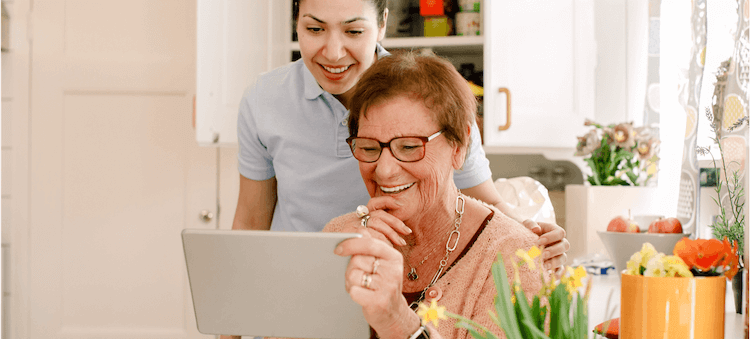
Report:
232,175,277,230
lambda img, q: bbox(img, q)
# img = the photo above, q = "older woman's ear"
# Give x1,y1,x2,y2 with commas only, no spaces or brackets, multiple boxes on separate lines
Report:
451,125,472,170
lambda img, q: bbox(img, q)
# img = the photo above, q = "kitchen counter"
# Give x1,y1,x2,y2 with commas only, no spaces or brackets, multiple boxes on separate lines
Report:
587,274,745,338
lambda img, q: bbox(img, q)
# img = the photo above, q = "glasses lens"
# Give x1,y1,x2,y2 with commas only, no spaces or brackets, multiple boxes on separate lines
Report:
392,138,426,162
351,138,382,162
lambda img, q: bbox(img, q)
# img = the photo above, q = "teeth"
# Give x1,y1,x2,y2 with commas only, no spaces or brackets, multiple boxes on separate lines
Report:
380,183,414,193
323,65,350,74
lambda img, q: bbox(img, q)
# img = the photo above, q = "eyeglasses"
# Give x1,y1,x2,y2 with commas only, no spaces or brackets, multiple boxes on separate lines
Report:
346,130,443,163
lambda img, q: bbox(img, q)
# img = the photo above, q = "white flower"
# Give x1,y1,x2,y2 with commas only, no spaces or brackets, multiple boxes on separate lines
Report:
575,130,600,156
644,253,666,277
609,123,636,149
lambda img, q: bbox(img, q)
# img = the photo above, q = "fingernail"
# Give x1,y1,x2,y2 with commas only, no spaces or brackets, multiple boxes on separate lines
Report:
400,238,407,246
405,227,412,234
537,237,547,245
543,251,550,259
335,246,343,255
545,263,552,270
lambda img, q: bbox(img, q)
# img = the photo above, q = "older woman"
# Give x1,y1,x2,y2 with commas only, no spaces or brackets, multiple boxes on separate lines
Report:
327,53,544,339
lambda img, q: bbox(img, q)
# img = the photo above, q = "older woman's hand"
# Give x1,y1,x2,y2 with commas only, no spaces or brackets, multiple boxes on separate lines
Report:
523,220,570,272
335,229,423,338
341,196,413,247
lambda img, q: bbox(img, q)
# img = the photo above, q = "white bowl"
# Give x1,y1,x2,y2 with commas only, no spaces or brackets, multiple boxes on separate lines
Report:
596,231,691,275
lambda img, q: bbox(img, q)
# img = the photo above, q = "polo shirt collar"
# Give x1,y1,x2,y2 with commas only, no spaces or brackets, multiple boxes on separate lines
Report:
302,43,390,100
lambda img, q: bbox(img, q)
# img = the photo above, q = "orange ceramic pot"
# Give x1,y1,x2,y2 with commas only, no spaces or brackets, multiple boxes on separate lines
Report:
620,274,725,339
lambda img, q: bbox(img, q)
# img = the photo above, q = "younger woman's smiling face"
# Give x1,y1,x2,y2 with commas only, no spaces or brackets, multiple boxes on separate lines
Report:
356,95,465,224
296,0,386,100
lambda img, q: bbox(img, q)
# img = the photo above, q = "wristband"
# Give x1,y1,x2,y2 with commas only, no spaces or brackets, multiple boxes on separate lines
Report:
408,325,430,339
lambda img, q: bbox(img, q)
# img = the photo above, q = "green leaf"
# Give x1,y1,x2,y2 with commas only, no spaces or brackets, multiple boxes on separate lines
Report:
519,318,551,339
450,313,499,339
549,284,571,339
625,170,639,186
573,294,588,339
531,296,544,330
491,253,524,339
585,158,602,185
512,289,535,338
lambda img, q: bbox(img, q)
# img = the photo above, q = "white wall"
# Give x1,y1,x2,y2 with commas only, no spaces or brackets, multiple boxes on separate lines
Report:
2,1,15,336
3,0,33,337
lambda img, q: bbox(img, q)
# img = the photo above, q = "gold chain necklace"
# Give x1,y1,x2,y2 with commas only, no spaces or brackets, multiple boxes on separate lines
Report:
403,246,439,281
408,193,465,310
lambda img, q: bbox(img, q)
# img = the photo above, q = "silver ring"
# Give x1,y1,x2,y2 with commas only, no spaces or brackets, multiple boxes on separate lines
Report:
356,205,370,218
360,215,370,228
361,273,372,289
372,258,380,274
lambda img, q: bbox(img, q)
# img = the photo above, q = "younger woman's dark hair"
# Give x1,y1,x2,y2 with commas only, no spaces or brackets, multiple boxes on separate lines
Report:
293,0,388,28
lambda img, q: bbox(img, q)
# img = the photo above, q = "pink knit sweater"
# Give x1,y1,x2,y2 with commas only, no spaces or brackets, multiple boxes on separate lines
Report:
323,197,543,339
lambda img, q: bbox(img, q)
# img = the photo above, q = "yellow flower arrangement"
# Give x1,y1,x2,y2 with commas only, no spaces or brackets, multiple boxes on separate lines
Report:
624,238,739,279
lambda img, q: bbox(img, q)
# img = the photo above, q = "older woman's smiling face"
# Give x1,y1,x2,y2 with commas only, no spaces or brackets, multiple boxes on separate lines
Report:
356,95,464,223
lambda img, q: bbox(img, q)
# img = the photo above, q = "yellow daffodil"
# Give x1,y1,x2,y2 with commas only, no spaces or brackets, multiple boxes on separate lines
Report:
515,246,541,270
417,299,446,328
625,242,659,275
559,266,583,297
571,266,587,288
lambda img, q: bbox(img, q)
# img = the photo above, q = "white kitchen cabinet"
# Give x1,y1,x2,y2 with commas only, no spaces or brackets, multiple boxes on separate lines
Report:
196,0,596,149
482,0,596,148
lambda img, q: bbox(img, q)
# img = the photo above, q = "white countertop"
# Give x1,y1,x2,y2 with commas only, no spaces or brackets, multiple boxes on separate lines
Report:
587,274,745,338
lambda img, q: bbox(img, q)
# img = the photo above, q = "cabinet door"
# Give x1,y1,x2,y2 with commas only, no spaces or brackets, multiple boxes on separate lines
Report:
483,0,595,148
28,1,214,337
195,0,290,146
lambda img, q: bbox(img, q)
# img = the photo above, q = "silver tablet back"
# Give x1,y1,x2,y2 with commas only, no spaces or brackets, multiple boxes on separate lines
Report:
182,229,369,338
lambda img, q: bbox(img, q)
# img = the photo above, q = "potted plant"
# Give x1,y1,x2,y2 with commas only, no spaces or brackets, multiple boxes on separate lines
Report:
575,119,660,186
619,239,739,338
565,120,662,260
697,106,746,313
417,246,596,338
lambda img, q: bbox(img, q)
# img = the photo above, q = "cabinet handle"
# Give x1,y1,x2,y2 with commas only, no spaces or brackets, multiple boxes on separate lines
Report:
497,87,512,131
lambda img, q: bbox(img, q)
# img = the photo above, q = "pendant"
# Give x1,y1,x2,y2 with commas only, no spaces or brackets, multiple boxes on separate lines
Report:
407,268,418,281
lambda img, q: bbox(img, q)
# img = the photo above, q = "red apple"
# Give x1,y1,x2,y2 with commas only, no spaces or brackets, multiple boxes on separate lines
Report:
607,216,639,233
648,217,682,233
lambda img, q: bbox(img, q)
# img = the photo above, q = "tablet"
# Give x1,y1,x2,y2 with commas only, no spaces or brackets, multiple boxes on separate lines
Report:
181,229,369,338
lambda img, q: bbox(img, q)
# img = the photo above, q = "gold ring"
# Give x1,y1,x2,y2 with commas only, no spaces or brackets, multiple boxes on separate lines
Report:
372,258,380,274
361,273,372,289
